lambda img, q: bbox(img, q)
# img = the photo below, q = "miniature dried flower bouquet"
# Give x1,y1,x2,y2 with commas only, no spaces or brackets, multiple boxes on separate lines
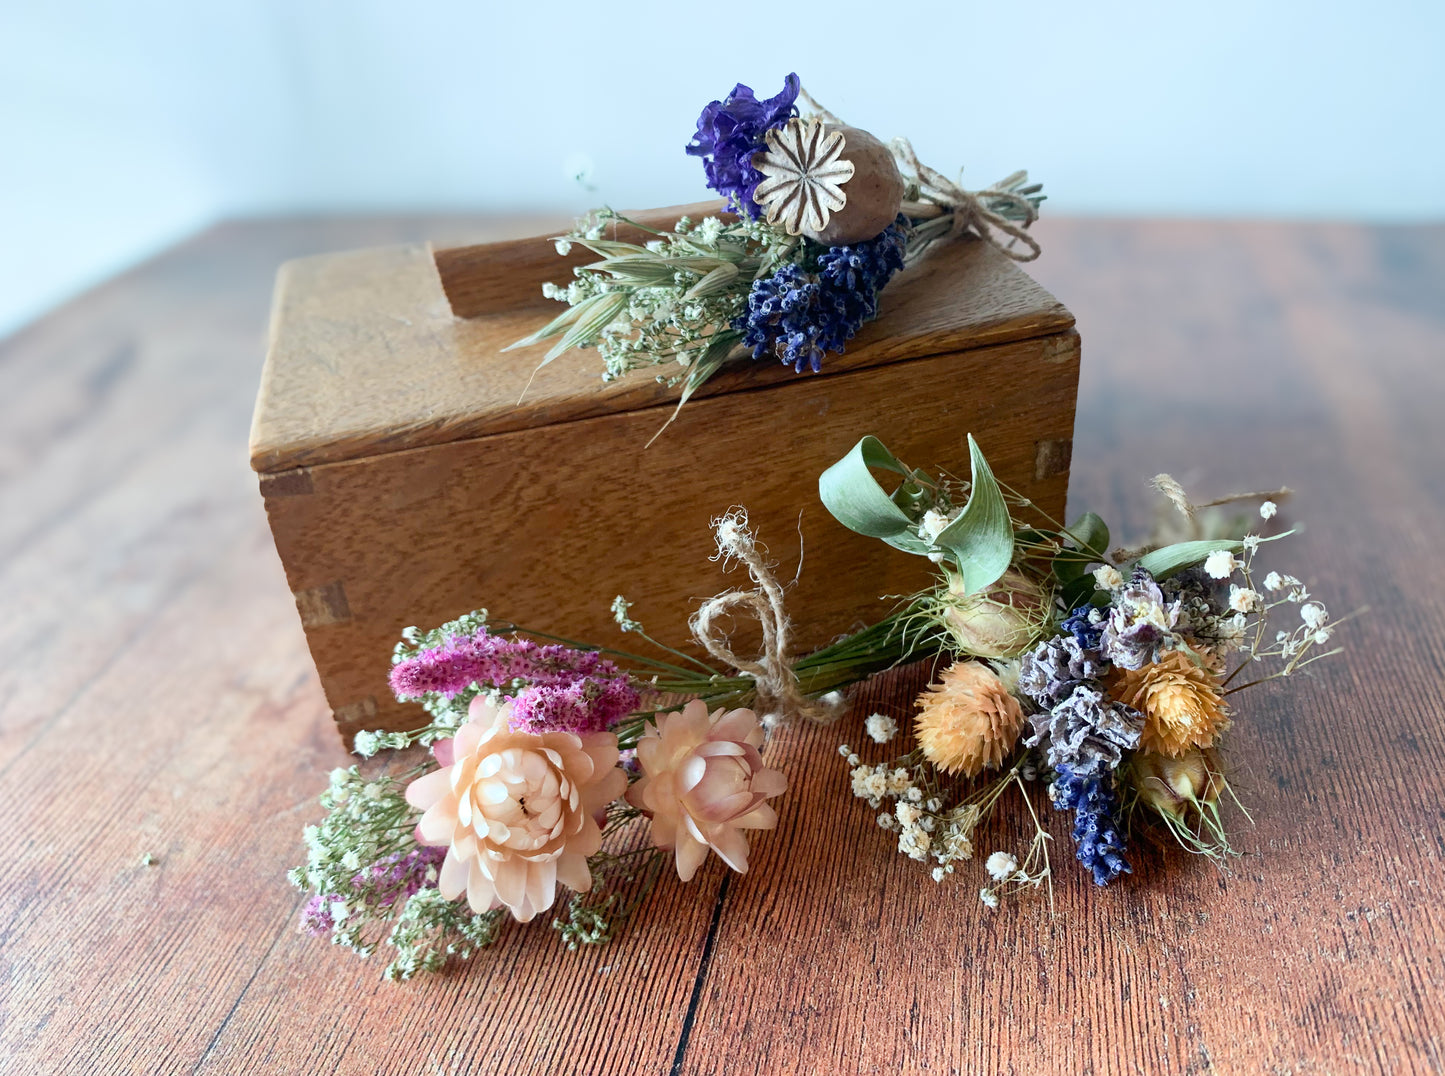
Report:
288,76,1343,981
292,431,1342,978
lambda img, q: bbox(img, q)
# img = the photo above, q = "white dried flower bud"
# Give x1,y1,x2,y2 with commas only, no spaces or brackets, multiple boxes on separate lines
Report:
1228,585,1262,614
979,888,1000,909
1260,501,1278,520
1204,550,1239,579
1301,602,1328,629
985,851,1019,881
1093,565,1124,591
864,713,898,744
1264,571,1284,591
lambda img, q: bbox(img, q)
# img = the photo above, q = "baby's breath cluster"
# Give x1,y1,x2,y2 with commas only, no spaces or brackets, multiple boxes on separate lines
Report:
289,765,504,979
840,740,1050,892
521,209,800,387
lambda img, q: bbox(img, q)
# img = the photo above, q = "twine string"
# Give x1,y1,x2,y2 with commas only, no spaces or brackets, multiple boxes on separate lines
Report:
796,85,1040,262
689,510,838,726
890,137,1041,262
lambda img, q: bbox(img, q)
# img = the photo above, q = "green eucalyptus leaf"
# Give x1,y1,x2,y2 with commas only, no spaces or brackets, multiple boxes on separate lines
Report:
1136,538,1242,580
932,434,1014,594
1053,511,1111,584
818,436,931,554
1064,512,1110,559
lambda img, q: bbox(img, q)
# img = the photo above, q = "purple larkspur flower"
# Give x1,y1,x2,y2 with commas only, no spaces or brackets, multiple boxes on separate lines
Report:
1099,569,1182,670
733,221,907,372
686,74,799,216
1061,604,1106,649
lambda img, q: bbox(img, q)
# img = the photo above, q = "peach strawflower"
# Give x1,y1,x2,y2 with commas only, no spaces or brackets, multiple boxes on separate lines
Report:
1108,650,1231,757
914,660,1026,777
405,695,625,923
627,700,787,882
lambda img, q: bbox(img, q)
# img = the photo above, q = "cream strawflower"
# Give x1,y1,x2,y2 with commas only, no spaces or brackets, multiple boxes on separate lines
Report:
627,700,787,882
405,695,625,923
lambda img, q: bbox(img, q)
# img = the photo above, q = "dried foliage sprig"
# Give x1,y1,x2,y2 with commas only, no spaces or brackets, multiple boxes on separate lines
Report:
507,74,1044,428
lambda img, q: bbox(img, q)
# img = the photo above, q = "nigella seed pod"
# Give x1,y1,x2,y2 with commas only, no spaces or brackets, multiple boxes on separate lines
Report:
933,569,1052,661
1130,747,1225,818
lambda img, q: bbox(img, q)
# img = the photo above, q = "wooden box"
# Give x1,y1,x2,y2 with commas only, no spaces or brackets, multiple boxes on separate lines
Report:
249,205,1080,742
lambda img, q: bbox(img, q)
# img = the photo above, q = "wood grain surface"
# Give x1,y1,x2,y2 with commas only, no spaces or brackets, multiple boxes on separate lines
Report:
261,330,1077,740
1,215,1441,1075
250,216,1072,473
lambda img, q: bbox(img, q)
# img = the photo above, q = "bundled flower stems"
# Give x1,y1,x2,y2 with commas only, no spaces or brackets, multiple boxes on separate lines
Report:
507,74,1043,423
292,432,1343,979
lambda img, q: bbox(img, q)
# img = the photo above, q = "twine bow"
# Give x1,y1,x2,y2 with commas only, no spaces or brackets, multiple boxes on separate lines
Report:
889,138,1042,263
796,85,1041,263
689,510,840,727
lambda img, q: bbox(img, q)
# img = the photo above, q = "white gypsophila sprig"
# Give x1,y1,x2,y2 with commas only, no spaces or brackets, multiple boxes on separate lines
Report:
839,740,1052,906
1212,528,1345,695
865,713,899,744
524,209,799,384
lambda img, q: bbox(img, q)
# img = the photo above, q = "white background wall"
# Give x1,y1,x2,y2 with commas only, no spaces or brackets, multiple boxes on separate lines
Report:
3,0,1442,338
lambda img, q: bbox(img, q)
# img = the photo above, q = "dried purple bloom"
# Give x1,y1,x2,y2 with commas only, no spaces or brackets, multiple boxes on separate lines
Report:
1061,604,1106,649
686,74,800,215
733,221,907,372
1026,685,1142,778
1017,636,1106,709
509,675,640,736
389,627,639,735
1053,764,1130,886
299,893,340,937
1099,569,1182,670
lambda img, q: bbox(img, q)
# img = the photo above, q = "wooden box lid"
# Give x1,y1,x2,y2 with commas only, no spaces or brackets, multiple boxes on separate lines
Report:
249,203,1074,474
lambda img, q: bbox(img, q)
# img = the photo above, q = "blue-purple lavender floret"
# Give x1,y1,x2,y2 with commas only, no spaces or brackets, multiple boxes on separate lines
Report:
1053,764,1131,886
733,222,908,372
1061,603,1106,649
686,74,799,216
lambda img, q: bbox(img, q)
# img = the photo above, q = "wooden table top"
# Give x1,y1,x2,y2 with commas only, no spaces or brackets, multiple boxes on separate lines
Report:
1,216,1441,1076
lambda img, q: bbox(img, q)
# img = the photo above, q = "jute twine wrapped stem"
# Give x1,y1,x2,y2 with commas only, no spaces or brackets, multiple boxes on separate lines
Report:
689,510,842,727
797,86,1041,262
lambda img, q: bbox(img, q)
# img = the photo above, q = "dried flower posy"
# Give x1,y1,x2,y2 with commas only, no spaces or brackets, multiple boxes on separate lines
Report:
508,73,1044,424
818,434,1347,900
